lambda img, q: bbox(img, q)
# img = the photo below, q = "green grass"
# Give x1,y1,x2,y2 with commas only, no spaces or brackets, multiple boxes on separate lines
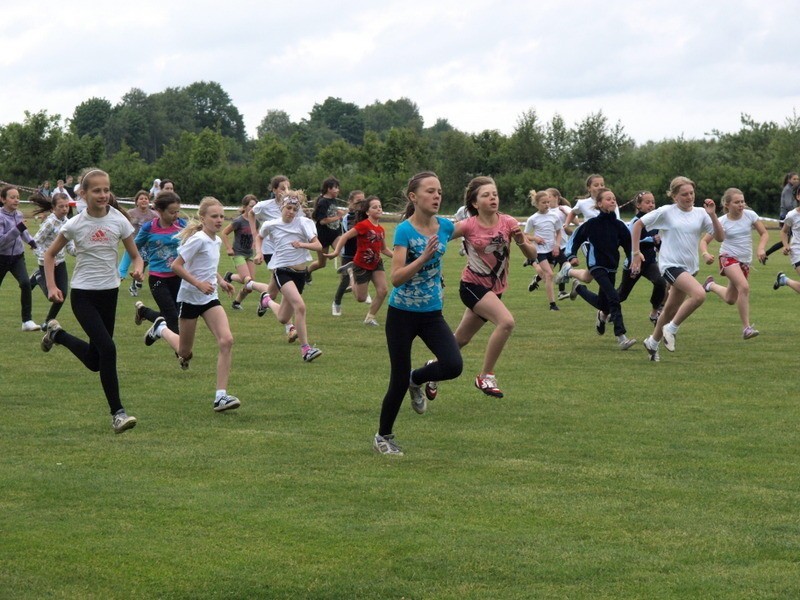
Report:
1,223,798,599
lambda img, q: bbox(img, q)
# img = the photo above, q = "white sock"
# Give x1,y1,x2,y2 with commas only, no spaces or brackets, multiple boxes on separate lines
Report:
155,321,167,337
285,323,292,333
215,390,226,401
245,280,254,291
665,322,679,334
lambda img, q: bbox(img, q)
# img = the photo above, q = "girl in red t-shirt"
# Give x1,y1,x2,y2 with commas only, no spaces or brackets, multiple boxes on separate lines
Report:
326,196,393,326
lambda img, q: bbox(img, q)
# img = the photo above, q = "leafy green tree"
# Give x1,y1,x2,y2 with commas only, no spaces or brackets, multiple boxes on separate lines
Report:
52,133,104,179
256,109,297,140
99,143,153,197
308,97,364,145
505,109,546,171
0,110,61,183
569,111,632,174
70,98,112,138
190,129,227,170
184,81,246,145
363,98,423,134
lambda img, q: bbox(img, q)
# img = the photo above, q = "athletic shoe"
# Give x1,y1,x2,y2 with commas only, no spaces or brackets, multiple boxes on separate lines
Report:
424,359,438,401
336,262,354,274
703,276,715,292
128,280,138,297
112,410,137,434
287,325,298,343
223,271,234,284
662,326,677,352
40,319,61,352
364,317,379,326
475,374,504,398
176,351,192,370
231,301,243,310
21,320,40,332
555,262,572,284
136,281,143,290
643,336,660,362
743,326,759,340
144,316,165,346
618,336,637,351
557,291,570,301
649,311,661,325
528,277,540,292
134,301,145,325
569,279,579,300
365,294,372,305
29,271,39,289
373,433,403,456
213,395,241,412
549,303,560,311
773,272,786,290
257,292,271,317
595,311,606,335
409,372,427,414
302,346,323,362
40,321,48,332
332,302,342,317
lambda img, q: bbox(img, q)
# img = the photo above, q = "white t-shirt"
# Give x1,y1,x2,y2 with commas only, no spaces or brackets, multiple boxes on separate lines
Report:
783,209,800,264
453,206,469,222
176,231,222,305
719,209,759,264
260,215,317,269
573,197,621,221
640,205,713,274
550,206,570,248
252,199,281,254
525,211,561,253
60,207,134,290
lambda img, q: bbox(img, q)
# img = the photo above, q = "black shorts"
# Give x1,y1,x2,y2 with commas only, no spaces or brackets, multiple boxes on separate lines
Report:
662,266,696,284
179,298,221,320
459,281,501,320
353,260,384,284
537,251,557,265
275,267,307,294
316,227,341,250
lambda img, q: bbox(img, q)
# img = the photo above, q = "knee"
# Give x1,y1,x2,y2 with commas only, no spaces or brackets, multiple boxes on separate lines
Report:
497,315,515,335
693,290,707,305
219,335,234,353
439,354,463,380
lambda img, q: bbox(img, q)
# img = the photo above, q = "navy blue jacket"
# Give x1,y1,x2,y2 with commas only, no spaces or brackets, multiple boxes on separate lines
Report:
566,211,631,271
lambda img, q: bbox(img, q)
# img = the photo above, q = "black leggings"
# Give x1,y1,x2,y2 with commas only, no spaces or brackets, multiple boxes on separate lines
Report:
379,306,463,436
54,288,124,415
0,253,32,322
575,268,627,337
35,263,69,323
137,275,181,333
616,262,667,310
333,257,353,304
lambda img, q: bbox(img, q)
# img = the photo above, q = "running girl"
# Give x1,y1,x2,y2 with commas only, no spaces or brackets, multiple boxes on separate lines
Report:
306,176,345,282
564,188,637,350
222,194,257,310
30,193,75,328
632,176,724,361
325,195,393,326
616,191,667,324
524,190,562,310
41,169,143,433
119,190,157,296
564,174,620,227
700,188,768,339
171,197,240,412
373,171,463,456
254,191,324,362
450,176,537,398
132,190,186,354
0,185,39,331
771,184,800,293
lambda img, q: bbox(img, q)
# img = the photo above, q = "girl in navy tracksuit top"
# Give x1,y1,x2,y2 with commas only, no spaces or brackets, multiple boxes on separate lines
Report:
565,188,635,350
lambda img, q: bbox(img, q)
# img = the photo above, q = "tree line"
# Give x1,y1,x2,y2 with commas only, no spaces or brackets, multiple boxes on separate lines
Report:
1,80,798,216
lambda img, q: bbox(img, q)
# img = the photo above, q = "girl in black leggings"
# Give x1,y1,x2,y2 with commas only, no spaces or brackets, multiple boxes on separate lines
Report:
373,172,463,456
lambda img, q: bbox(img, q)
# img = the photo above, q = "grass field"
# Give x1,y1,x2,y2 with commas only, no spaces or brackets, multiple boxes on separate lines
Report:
1,220,798,599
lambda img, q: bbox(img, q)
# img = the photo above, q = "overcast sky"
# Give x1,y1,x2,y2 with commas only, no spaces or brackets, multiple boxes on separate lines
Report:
3,0,797,144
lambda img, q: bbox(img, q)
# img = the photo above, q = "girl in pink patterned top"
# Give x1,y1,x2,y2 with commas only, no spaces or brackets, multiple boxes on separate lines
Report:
450,176,538,398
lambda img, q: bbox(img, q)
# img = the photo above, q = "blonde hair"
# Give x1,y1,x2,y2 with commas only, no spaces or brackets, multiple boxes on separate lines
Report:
666,176,696,199
546,187,571,207
178,197,223,242
529,189,550,207
721,187,744,213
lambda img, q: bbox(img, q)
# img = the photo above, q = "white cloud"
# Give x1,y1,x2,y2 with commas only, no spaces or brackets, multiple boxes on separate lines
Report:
1,0,798,143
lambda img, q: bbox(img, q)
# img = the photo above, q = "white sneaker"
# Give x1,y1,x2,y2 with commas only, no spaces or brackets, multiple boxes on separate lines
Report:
364,317,379,326
555,262,572,284
21,320,40,332
213,395,241,412
408,371,427,414
557,291,570,301
617,336,637,351
643,336,660,362
112,410,137,433
373,433,403,456
331,302,342,317
662,325,677,352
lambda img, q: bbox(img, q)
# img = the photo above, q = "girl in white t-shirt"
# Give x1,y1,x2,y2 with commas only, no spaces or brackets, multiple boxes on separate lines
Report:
253,191,324,362
631,176,724,361
699,188,768,339
524,190,562,310
41,169,143,434
171,197,240,412
564,174,621,227
772,185,800,293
